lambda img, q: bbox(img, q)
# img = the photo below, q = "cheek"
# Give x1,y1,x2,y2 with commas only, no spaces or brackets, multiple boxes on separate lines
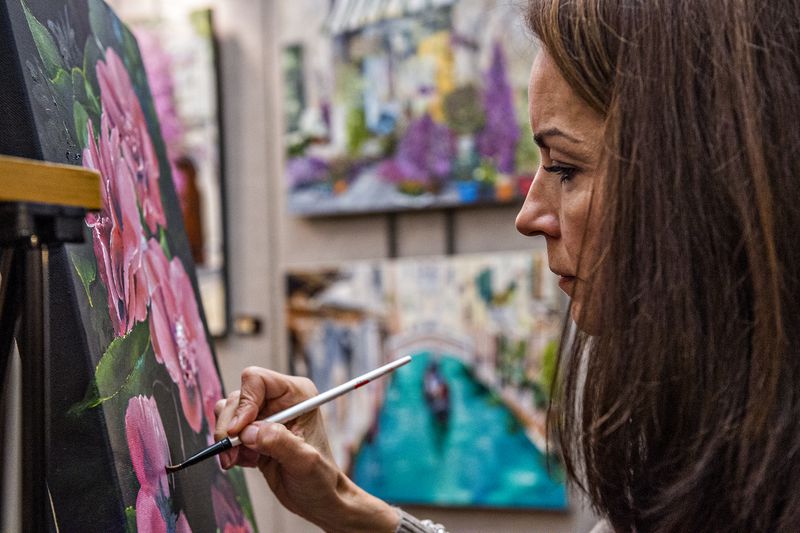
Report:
560,189,594,261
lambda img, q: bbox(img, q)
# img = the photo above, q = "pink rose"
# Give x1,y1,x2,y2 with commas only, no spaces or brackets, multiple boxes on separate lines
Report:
97,48,166,234
84,116,149,337
125,395,191,532
144,239,221,433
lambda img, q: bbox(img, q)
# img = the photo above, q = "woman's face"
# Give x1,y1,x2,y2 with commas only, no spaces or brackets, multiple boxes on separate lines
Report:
516,51,605,327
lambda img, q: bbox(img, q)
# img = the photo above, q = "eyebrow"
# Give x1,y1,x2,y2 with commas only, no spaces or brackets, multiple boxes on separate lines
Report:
532,127,583,147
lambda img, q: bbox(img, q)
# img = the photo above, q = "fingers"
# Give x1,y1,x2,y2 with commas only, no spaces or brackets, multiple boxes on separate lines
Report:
214,391,240,441
215,391,262,469
238,421,322,476
215,390,241,468
227,367,318,436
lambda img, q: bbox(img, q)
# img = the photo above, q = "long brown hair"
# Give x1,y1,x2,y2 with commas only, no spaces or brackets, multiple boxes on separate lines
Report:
527,1,800,531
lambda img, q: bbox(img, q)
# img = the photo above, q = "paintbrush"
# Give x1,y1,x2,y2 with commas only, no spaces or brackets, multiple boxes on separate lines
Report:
165,355,413,473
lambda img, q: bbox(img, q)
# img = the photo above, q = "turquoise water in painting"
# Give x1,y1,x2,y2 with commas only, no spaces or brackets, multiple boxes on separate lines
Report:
351,353,567,509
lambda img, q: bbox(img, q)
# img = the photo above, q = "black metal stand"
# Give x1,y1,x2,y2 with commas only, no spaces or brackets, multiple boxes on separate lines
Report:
0,201,87,532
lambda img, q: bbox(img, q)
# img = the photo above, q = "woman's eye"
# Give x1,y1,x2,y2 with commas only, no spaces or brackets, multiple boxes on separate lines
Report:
542,164,577,183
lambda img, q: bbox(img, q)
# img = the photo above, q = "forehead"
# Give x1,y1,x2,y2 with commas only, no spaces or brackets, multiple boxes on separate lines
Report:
528,52,603,137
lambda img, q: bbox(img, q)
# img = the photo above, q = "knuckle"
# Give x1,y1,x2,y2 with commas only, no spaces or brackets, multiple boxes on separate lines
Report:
257,424,278,450
241,366,262,381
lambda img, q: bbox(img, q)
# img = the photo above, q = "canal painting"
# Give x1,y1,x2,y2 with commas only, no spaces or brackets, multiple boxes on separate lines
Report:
286,251,568,509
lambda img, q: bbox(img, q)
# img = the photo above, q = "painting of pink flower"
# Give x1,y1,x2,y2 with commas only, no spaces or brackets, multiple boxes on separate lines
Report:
144,239,220,434
84,116,149,337
97,48,166,234
125,395,191,532
212,483,253,533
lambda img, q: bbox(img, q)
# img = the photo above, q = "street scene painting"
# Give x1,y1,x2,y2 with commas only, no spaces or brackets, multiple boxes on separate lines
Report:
283,0,539,215
286,251,567,509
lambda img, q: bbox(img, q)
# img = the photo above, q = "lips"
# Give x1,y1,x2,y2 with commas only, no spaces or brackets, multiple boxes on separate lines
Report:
555,273,576,293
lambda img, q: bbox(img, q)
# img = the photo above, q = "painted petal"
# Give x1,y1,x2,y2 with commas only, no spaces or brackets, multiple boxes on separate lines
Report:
125,395,169,494
83,113,148,337
135,490,168,533
145,241,204,433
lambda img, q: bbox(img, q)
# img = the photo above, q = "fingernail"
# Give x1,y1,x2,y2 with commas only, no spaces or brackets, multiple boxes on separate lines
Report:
240,425,258,445
227,416,239,433
219,455,230,469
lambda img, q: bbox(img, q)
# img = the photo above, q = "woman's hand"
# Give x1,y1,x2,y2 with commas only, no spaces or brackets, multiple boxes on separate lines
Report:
215,367,399,533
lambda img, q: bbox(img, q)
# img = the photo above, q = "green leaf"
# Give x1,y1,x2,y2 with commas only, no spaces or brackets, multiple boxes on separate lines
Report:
121,25,147,89
71,67,88,106
69,320,150,415
159,227,171,258
82,37,103,112
22,1,64,79
50,67,73,105
70,249,95,306
73,101,90,151
124,506,137,533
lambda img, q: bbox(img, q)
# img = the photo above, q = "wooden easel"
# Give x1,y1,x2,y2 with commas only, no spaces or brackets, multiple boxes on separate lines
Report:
0,155,100,531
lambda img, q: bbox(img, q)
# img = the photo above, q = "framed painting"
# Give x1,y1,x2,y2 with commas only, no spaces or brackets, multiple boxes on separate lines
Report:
283,0,540,216
286,251,568,509
0,0,255,529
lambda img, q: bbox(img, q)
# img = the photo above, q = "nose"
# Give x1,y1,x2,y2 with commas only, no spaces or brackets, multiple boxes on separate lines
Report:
515,168,560,238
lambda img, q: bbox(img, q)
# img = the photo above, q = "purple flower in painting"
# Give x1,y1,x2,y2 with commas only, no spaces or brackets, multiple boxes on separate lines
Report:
83,116,149,336
97,48,167,233
379,114,455,187
144,239,220,434
286,156,330,190
476,42,520,173
125,395,191,533
212,484,252,533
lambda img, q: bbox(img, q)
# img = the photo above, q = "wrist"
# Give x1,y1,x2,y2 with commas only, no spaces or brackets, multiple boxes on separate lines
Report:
323,474,399,533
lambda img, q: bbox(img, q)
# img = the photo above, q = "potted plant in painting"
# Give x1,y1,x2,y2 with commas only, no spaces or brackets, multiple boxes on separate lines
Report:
443,85,484,203
472,157,499,201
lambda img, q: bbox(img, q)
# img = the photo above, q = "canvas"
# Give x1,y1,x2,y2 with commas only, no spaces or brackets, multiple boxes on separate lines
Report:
286,252,567,509
283,0,540,215
0,0,255,530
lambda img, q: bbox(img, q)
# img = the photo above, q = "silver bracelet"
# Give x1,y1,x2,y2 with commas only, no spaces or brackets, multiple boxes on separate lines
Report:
420,519,449,533
394,508,449,533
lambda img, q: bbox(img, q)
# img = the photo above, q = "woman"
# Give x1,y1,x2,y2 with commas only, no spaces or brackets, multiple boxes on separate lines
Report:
217,0,800,531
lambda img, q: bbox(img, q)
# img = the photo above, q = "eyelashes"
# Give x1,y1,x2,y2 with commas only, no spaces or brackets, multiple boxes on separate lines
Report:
542,164,577,183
